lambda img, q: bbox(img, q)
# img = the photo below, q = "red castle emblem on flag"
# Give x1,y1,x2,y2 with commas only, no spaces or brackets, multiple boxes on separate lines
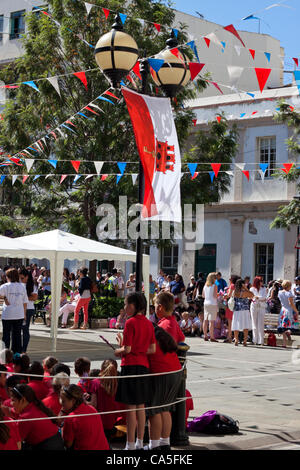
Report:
155,139,175,173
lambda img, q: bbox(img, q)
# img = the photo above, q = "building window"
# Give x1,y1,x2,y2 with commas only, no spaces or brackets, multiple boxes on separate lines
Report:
0,16,3,42
255,243,274,285
10,10,25,40
258,137,276,178
161,245,178,275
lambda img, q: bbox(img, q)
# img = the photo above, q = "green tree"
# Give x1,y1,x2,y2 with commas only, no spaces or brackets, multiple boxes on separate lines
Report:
270,103,300,230
0,0,238,244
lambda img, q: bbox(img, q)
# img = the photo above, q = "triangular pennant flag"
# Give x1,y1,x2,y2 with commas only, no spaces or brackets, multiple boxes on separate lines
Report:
209,171,215,183
87,103,104,113
85,174,94,180
223,24,246,48
94,161,104,175
132,61,142,80
126,74,137,89
236,163,245,171
242,170,250,181
77,112,91,119
189,63,205,81
192,119,197,126
225,171,234,176
249,49,256,60
25,159,34,172
216,116,222,123
104,90,120,100
243,14,260,21
23,81,40,92
247,92,255,98
73,174,81,183
12,175,18,186
33,175,40,181
148,58,164,73
211,82,223,94
251,111,258,116
119,13,127,25
117,162,127,175
96,96,115,105
66,120,76,127
47,77,61,96
204,37,211,48
187,40,195,51
227,66,244,86
255,68,271,93
264,52,271,63
259,170,266,181
187,163,198,178
0,175,6,185
173,28,179,38
84,2,93,15
71,160,81,173
294,71,300,95
84,106,100,116
221,41,226,51
234,45,242,56
22,175,29,184
102,8,110,19
240,113,246,118
60,175,67,184
56,127,65,137
191,172,198,180
282,163,294,174
211,163,221,178
116,174,123,184
50,131,58,140
73,72,88,90
45,174,52,180
293,58,299,67
61,123,77,133
153,23,161,32
131,174,138,185
206,32,222,47
48,159,57,169
260,163,269,174
101,174,108,181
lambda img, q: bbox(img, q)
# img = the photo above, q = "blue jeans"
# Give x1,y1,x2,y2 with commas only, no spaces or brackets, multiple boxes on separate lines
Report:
22,309,35,353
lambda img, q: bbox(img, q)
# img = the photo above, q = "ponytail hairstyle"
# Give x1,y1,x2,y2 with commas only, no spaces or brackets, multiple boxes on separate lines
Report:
19,268,34,297
154,326,178,354
125,292,147,316
11,384,56,423
99,359,118,397
0,408,10,445
79,267,89,277
13,353,30,383
60,384,83,412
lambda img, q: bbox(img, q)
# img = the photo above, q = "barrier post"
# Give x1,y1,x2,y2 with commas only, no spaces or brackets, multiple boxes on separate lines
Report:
170,342,190,446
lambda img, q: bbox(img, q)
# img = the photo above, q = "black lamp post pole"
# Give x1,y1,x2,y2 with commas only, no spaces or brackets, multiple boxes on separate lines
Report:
135,59,149,292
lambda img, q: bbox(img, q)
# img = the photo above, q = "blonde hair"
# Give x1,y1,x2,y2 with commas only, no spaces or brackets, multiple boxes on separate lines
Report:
282,280,291,290
100,360,118,397
206,272,217,286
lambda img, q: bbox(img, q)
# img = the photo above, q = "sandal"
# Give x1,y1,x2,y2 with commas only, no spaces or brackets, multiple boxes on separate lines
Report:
61,324,67,329
234,341,239,346
243,342,247,347
80,323,89,330
204,336,209,342
70,323,79,330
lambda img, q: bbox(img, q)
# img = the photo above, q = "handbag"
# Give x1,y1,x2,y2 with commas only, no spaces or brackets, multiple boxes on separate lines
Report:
228,295,235,311
187,410,239,435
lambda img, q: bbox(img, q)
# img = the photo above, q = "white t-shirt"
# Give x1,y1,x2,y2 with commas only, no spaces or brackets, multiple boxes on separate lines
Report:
26,285,38,310
203,284,217,306
126,281,135,294
0,282,29,320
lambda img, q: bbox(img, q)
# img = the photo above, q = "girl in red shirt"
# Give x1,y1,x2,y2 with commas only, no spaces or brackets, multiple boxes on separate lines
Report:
42,372,70,416
60,384,109,450
11,384,64,450
27,361,49,400
0,365,8,404
0,408,21,450
147,326,182,451
114,292,156,450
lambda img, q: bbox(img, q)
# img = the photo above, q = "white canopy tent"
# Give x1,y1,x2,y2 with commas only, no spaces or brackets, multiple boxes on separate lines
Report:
15,230,149,351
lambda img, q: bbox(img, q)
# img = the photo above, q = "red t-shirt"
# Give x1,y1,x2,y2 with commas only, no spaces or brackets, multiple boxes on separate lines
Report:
158,315,185,344
77,379,93,395
43,391,61,416
0,417,21,450
62,403,109,450
18,402,59,446
43,371,53,389
5,363,14,373
0,385,8,404
148,340,181,373
27,380,50,400
121,314,155,367
89,379,124,430
185,389,194,428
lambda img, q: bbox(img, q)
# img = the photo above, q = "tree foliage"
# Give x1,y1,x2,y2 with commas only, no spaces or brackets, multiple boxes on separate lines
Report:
270,102,300,230
0,0,238,243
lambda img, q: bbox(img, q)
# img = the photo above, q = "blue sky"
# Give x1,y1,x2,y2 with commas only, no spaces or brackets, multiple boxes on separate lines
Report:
173,0,298,70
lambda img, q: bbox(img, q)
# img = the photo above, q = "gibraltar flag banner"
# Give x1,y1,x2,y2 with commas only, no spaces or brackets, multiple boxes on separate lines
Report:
122,87,182,223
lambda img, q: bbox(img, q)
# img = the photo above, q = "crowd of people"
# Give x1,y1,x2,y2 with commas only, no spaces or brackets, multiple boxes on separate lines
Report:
0,291,194,451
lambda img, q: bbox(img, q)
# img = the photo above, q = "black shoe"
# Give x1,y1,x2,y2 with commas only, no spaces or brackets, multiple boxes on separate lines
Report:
158,445,171,452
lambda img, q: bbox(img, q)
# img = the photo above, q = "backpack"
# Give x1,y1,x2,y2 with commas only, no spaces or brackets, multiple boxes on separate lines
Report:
267,333,277,347
187,410,239,435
